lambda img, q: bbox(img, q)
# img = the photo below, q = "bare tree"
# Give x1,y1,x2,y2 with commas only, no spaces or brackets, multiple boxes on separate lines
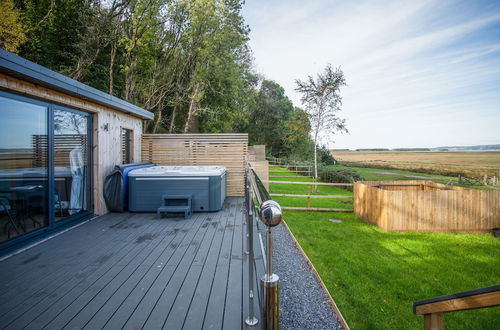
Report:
295,64,347,181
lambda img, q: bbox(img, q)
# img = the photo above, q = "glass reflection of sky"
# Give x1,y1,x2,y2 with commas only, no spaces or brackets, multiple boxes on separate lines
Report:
0,96,47,149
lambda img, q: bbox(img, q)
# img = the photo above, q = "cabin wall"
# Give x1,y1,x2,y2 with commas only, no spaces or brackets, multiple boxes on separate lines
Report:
0,73,144,215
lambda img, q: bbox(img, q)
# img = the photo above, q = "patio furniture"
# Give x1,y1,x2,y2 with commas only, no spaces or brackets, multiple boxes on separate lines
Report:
157,194,193,219
0,185,44,230
0,196,20,239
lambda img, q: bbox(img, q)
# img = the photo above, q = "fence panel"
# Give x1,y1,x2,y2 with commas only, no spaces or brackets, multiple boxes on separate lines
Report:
141,134,248,196
353,181,500,232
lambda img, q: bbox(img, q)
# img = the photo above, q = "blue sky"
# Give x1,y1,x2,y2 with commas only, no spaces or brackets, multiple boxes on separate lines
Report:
242,0,500,149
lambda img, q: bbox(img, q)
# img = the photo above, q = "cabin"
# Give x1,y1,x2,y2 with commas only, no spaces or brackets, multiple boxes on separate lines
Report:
0,50,280,330
0,49,153,253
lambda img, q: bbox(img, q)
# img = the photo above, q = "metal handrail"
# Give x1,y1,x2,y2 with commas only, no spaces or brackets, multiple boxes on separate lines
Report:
245,166,281,329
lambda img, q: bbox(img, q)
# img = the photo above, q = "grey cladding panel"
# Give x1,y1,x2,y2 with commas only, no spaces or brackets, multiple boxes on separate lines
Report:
129,177,210,212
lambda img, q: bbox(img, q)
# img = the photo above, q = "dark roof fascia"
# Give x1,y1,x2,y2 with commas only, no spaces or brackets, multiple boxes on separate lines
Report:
0,49,154,120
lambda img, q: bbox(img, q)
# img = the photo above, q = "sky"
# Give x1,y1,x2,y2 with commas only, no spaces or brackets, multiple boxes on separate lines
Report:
242,0,500,149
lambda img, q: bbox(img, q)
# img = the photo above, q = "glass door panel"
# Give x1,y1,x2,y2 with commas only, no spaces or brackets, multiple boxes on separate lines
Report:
0,96,48,243
53,109,91,221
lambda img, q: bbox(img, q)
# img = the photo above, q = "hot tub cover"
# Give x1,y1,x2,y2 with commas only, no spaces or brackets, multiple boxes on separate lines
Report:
128,166,226,177
103,162,155,212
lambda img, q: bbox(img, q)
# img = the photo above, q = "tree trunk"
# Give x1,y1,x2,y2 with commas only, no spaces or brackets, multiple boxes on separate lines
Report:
314,139,318,179
153,107,162,133
183,83,199,133
108,19,120,95
313,130,319,192
108,42,117,95
169,103,177,133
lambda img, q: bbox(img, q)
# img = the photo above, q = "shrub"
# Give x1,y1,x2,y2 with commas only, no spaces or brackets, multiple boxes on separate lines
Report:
318,145,337,165
319,167,363,184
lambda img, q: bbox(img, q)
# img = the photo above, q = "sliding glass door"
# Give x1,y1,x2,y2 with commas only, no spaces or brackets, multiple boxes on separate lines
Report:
53,108,92,222
0,96,49,243
0,92,92,248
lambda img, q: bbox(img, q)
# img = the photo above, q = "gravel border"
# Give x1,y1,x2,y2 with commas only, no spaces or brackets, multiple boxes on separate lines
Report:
272,222,344,330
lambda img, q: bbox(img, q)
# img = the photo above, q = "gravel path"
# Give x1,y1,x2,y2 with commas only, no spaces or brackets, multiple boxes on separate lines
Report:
272,222,343,330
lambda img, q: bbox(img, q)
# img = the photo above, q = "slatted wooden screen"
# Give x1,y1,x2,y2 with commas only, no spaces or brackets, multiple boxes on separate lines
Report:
354,181,500,232
33,134,88,167
141,134,248,196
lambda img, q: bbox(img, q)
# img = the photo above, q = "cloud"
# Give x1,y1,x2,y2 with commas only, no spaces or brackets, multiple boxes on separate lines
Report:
243,0,500,148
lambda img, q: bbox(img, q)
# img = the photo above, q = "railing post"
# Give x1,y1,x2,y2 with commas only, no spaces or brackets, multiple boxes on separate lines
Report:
259,200,282,330
261,227,279,330
245,168,258,327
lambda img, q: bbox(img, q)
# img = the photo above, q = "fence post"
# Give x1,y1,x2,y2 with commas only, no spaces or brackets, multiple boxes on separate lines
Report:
307,184,311,209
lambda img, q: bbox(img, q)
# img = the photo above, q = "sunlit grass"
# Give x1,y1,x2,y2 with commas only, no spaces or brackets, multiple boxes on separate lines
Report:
269,165,500,329
284,210,500,329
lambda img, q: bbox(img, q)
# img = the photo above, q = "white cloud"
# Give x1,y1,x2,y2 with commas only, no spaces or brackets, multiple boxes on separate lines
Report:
243,0,500,148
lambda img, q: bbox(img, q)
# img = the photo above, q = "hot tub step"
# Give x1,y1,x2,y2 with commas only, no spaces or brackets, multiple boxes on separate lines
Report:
157,194,193,219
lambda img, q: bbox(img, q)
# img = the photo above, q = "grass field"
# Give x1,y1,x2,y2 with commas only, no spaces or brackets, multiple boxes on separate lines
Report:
332,150,500,178
323,164,500,190
269,166,353,209
269,166,500,329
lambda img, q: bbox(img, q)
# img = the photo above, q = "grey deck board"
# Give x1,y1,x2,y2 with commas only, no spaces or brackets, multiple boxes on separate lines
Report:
202,201,237,329
0,213,160,328
163,207,227,329
0,212,128,293
66,216,198,329
223,205,244,330
0,197,265,330
44,215,202,329
82,216,200,329
18,214,170,330
0,213,143,310
182,203,234,330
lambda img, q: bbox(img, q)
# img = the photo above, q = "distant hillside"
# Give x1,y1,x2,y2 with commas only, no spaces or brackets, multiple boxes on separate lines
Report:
432,144,500,151
334,144,500,152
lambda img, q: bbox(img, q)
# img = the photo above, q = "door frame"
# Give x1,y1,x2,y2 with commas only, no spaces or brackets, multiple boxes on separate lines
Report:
0,91,94,253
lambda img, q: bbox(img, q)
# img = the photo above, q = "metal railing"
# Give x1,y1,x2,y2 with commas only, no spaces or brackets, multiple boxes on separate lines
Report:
244,167,281,329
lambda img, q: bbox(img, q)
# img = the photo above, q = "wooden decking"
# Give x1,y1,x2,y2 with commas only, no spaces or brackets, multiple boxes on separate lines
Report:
0,197,264,329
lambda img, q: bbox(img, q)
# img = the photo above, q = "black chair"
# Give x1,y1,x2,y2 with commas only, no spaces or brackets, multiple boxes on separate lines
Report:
0,196,21,239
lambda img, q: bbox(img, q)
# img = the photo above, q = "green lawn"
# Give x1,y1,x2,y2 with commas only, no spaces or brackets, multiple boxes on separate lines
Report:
269,165,500,329
284,211,500,329
325,164,500,190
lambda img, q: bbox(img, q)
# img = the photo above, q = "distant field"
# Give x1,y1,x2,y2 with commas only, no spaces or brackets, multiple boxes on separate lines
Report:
332,151,500,178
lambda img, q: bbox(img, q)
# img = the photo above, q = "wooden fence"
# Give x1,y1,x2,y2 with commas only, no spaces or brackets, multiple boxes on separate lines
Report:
141,134,248,196
249,161,269,190
354,181,500,232
266,180,354,212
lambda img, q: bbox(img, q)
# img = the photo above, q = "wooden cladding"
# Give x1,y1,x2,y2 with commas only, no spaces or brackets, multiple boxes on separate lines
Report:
353,181,500,232
141,134,248,196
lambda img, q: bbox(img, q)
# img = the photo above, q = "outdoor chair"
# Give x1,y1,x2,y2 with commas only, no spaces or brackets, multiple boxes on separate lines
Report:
0,196,20,239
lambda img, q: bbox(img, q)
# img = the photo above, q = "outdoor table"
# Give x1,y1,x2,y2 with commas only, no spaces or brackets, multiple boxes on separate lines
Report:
0,185,44,232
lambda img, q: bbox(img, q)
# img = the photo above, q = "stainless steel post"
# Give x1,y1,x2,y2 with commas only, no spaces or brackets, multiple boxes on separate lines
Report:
245,169,258,326
259,200,281,330
261,226,279,330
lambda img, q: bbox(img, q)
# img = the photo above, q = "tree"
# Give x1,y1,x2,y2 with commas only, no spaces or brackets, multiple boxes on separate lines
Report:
282,107,314,159
247,80,294,157
0,0,26,53
295,64,347,180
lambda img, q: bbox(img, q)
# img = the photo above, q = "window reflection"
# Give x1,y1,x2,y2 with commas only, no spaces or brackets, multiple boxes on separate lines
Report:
53,109,90,221
0,96,48,242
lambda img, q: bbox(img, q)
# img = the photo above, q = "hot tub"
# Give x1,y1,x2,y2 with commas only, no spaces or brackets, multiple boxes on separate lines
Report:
128,166,226,212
